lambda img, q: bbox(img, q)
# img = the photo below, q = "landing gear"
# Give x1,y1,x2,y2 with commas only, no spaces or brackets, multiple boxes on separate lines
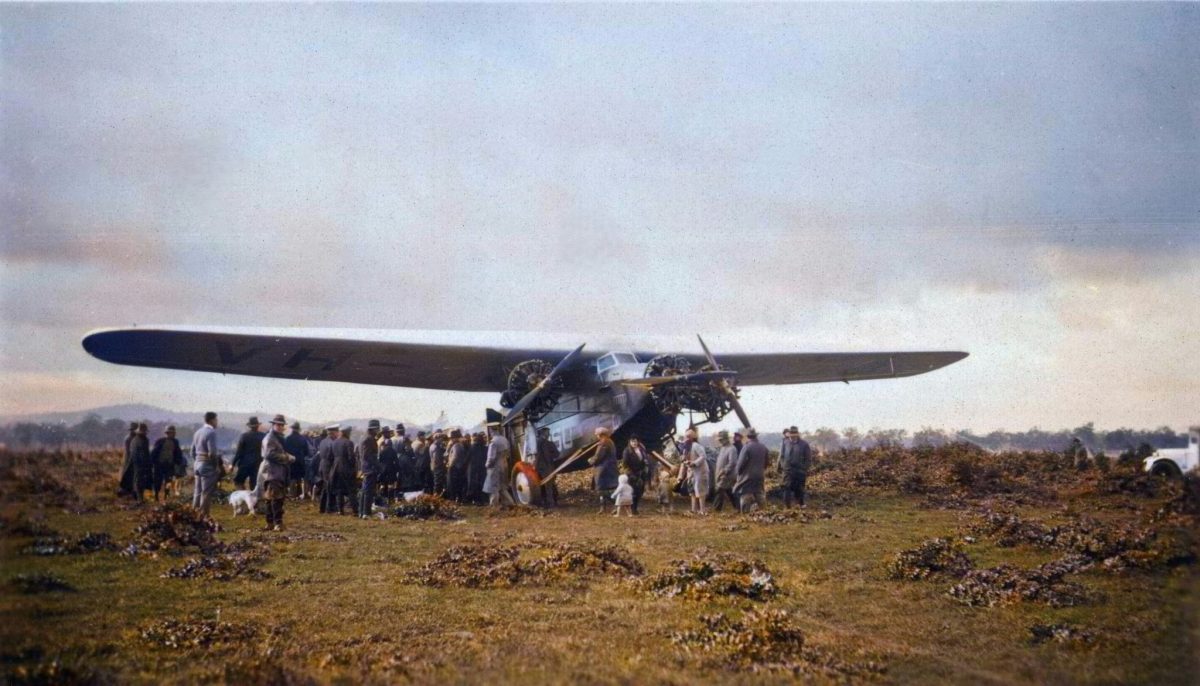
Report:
511,462,542,506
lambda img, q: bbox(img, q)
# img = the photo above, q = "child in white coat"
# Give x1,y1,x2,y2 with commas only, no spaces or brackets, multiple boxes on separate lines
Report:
611,474,634,517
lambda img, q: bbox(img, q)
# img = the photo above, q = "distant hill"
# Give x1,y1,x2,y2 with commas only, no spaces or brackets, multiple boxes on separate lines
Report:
0,403,443,432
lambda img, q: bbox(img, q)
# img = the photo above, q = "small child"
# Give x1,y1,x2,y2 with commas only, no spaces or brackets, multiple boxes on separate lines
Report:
655,463,677,513
611,474,634,517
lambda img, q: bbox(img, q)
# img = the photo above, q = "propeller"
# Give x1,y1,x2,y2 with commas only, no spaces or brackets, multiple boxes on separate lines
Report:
697,334,752,428
501,344,586,426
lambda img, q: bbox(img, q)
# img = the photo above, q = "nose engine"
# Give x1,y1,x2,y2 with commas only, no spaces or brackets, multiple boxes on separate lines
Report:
499,359,564,422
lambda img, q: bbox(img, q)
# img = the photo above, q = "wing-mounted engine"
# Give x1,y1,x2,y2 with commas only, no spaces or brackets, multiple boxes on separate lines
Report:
639,337,753,427
643,354,736,423
499,359,563,422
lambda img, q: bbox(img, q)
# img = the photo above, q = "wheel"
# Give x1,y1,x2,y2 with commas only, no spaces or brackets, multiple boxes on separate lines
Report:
1149,460,1183,479
511,464,543,507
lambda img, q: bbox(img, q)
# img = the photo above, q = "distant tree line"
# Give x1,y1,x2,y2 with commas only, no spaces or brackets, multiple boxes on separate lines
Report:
785,422,1190,455
0,415,241,452
1,415,1190,456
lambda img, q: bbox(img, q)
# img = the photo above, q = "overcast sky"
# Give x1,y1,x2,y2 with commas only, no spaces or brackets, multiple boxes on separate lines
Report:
1,4,1197,432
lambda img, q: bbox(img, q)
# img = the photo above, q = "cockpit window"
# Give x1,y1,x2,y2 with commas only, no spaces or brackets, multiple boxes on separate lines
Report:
596,354,617,372
614,353,638,364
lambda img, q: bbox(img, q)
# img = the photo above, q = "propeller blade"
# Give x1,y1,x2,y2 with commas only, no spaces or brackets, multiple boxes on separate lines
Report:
502,344,586,425
697,334,719,369
697,334,752,428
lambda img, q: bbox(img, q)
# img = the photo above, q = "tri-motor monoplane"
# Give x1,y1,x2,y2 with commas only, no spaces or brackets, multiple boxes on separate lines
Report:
82,327,967,503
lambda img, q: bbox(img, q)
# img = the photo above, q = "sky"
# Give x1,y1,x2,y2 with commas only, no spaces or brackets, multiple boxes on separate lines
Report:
1,3,1197,433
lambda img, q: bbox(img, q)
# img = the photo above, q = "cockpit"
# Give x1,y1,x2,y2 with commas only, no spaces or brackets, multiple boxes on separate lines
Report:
596,352,639,373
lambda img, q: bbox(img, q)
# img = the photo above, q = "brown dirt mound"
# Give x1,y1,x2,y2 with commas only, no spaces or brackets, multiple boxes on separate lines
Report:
641,551,780,601
885,538,973,581
390,495,461,520
122,503,222,556
162,540,272,581
743,508,833,525
1029,622,1096,647
946,558,1095,608
0,512,59,538
404,537,643,588
141,618,260,649
672,609,885,679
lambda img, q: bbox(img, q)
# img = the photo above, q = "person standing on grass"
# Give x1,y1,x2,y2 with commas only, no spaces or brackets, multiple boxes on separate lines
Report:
118,421,139,497
467,432,489,505
150,425,184,502
378,425,400,504
191,412,222,514
445,429,469,503
357,420,383,518
779,426,813,508
410,431,430,493
619,435,648,515
316,424,341,514
681,428,710,515
534,427,560,508
260,415,295,531
429,431,448,497
283,421,310,499
483,424,514,508
129,422,153,502
231,417,265,490
588,426,619,515
734,427,768,513
712,430,738,512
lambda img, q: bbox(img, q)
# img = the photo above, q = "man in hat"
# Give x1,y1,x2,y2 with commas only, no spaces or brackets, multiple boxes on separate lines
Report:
534,427,560,507
734,428,768,513
445,428,469,503
732,431,744,455
118,421,139,496
316,424,341,513
260,415,295,530
150,425,184,502
378,425,400,503
467,432,488,504
411,431,431,492
191,412,222,514
333,426,359,515
429,431,448,496
231,417,265,490
778,426,813,508
129,422,153,502
588,426,619,514
712,430,739,511
357,420,383,518
284,421,311,499
483,424,514,507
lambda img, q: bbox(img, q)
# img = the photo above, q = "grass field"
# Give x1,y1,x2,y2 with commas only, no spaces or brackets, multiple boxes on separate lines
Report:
1,448,1197,685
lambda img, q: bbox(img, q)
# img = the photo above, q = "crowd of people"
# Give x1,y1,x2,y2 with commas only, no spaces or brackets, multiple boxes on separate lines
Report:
116,412,815,529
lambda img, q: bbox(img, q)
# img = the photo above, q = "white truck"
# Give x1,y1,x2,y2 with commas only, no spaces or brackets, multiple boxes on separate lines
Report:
1144,427,1199,478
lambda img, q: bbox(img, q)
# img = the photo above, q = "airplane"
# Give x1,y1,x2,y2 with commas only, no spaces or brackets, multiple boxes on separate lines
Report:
82,326,967,505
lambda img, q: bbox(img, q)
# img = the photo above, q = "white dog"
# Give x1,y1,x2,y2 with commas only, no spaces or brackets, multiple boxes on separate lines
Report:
229,489,259,516
229,460,268,516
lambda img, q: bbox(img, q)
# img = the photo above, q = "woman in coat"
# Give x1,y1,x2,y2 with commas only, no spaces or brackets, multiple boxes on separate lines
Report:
619,436,649,515
588,427,619,515
681,429,710,514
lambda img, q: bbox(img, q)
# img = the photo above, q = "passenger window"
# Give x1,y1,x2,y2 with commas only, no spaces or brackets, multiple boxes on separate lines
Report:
615,353,637,364
597,355,616,372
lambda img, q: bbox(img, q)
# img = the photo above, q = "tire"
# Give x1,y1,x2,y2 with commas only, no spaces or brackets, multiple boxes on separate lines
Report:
1149,460,1183,479
511,464,543,507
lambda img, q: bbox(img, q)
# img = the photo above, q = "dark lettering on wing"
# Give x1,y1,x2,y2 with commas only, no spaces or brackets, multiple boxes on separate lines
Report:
284,348,351,372
216,341,273,366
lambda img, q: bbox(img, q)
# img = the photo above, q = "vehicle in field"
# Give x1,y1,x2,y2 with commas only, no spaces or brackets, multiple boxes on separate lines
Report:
1144,427,1199,478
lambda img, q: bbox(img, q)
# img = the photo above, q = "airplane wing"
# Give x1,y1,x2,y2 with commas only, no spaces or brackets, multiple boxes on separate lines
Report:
82,327,966,391
711,351,968,386
82,328,545,392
